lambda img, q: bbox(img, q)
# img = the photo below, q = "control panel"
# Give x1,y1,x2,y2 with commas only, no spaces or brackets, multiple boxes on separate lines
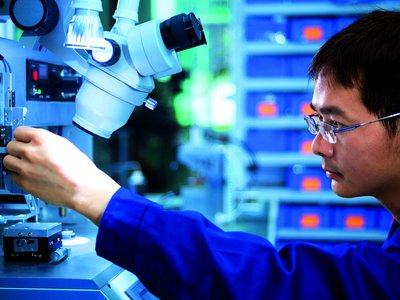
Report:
26,60,82,101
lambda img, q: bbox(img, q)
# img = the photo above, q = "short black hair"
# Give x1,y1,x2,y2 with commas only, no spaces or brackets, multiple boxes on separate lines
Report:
309,10,400,135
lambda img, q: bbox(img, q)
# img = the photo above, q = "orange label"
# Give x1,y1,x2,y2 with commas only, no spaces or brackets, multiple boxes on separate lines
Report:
304,26,323,41
345,215,365,229
301,102,315,115
301,177,321,191
301,141,313,154
300,214,320,228
257,102,277,117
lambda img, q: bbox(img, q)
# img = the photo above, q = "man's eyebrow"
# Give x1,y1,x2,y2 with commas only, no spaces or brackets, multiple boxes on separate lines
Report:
310,103,348,118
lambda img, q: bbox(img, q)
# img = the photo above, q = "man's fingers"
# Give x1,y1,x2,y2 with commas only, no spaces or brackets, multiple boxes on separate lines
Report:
12,126,41,143
3,154,23,173
6,140,30,158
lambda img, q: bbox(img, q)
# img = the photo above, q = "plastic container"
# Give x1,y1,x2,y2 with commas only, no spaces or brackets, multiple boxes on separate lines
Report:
375,207,394,230
286,166,331,191
246,129,290,152
246,55,290,77
278,204,330,229
289,130,314,154
288,55,314,77
289,17,334,43
287,93,314,116
245,15,287,42
246,92,290,117
332,206,375,230
334,16,358,33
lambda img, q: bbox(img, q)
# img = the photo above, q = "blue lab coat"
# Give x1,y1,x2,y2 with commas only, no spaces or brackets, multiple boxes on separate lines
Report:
96,187,400,299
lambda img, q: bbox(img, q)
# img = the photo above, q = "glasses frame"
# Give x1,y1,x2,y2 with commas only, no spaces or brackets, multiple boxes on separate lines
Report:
304,112,400,144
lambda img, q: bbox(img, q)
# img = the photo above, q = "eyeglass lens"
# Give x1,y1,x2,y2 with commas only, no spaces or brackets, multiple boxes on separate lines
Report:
305,115,336,143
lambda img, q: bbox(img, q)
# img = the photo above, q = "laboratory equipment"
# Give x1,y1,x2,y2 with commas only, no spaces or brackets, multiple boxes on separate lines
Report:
0,0,206,298
8,0,206,139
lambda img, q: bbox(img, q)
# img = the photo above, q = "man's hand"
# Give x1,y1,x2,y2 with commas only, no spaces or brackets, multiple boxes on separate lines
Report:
3,126,120,224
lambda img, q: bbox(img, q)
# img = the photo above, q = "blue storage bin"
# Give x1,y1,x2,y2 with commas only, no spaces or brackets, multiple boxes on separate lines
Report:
288,55,313,77
288,130,314,154
246,55,290,77
332,206,375,230
278,204,330,229
287,92,314,116
334,17,358,33
246,0,285,2
246,92,290,117
277,204,292,228
286,166,331,191
290,0,331,2
375,207,393,230
245,16,287,42
246,129,290,152
289,17,335,43
333,0,376,3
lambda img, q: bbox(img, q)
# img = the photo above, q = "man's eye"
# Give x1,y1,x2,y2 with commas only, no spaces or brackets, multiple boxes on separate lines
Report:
329,120,345,129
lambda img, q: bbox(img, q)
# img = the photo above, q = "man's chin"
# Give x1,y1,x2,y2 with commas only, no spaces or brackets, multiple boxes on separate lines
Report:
331,182,359,199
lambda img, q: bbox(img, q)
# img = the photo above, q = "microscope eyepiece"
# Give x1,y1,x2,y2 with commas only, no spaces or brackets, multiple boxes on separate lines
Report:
160,12,207,52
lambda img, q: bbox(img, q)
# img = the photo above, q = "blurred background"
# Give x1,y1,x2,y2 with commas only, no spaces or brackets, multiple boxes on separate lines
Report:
1,0,398,248
95,0,398,248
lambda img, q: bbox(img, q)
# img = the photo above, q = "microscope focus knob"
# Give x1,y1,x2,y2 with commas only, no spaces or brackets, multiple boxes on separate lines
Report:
9,0,59,36
144,98,158,110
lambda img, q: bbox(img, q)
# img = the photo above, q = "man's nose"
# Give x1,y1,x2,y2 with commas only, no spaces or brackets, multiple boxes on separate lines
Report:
311,132,334,158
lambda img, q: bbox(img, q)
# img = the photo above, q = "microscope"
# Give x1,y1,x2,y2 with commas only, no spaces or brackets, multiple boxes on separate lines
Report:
0,0,206,298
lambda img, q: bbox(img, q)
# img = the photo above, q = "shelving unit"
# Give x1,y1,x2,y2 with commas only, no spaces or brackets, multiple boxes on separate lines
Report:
230,0,399,246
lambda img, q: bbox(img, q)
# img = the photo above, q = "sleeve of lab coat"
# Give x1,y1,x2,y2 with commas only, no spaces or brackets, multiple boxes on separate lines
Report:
96,187,400,300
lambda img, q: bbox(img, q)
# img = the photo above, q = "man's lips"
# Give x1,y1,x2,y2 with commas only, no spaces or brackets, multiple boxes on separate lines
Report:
323,168,343,180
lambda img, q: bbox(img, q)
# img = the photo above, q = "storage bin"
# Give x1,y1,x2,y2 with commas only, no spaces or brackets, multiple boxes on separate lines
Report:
289,17,335,43
287,92,314,116
375,207,393,230
246,129,290,152
246,55,290,77
245,0,285,3
334,16,358,33
289,130,314,154
245,15,287,42
291,0,331,2
286,166,331,191
278,204,330,229
288,55,314,77
332,206,375,230
333,0,376,3
246,92,290,117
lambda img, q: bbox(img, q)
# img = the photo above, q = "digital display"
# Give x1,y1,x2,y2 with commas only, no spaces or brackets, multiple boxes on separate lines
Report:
38,63,48,80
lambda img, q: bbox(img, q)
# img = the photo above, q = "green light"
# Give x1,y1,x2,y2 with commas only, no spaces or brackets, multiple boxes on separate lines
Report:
151,0,176,19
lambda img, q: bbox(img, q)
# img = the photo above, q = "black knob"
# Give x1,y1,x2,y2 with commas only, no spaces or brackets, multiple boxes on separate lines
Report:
9,0,59,36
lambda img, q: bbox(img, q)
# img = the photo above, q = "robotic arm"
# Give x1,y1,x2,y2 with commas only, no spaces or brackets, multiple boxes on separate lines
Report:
8,0,206,138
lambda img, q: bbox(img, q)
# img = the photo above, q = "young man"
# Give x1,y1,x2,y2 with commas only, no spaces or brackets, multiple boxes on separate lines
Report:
3,9,400,300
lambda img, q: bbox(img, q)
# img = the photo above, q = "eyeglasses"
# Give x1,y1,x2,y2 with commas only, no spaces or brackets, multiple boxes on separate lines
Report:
304,112,400,144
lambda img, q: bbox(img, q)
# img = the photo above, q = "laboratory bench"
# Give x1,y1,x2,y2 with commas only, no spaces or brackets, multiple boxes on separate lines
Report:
0,222,156,300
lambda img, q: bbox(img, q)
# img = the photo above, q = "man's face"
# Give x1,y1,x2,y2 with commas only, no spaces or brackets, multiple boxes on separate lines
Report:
311,75,400,212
